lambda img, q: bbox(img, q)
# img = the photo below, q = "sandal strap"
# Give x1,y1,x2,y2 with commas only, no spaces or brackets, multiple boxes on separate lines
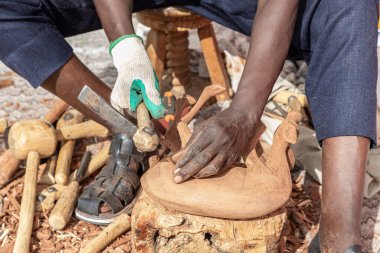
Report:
77,133,143,217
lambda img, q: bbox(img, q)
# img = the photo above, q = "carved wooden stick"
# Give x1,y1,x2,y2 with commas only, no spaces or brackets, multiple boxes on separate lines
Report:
80,213,131,253
133,103,159,152
0,99,68,185
55,109,84,185
181,84,226,124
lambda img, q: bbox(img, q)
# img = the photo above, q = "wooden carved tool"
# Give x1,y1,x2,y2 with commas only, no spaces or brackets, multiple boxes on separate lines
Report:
161,97,190,152
49,151,91,230
0,99,68,185
55,109,84,185
8,120,57,253
142,109,302,220
38,143,110,212
181,84,226,124
80,213,131,253
133,103,160,152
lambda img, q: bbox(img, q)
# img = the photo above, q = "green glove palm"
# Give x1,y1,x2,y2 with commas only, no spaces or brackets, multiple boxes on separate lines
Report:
110,35,164,119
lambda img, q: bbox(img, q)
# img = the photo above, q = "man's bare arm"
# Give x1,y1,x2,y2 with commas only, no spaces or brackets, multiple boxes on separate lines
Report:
174,0,300,183
231,0,299,118
93,0,135,41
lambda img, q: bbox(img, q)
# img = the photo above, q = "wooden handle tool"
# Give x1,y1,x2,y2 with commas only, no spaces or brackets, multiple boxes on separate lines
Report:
13,152,39,253
0,99,68,185
55,120,109,141
80,213,131,253
133,103,159,152
38,142,110,213
55,109,84,185
49,151,92,230
8,120,57,253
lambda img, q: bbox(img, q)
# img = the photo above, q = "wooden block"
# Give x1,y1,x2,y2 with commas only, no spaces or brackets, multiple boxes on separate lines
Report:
131,192,286,253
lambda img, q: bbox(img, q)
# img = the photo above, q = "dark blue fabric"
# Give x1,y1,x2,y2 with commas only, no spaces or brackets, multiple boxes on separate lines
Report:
0,0,378,145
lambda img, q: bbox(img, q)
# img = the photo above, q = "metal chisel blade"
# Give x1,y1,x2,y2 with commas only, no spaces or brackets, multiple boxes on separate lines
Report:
78,85,138,137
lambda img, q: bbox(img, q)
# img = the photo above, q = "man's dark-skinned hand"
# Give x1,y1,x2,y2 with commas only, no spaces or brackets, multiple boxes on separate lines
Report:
173,107,259,183
174,0,299,183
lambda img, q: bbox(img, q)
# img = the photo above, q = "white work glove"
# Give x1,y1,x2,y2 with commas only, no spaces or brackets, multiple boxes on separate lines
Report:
110,35,164,119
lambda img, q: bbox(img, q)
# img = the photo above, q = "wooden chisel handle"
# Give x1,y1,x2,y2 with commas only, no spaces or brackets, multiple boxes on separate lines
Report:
55,109,84,185
133,103,159,152
56,120,109,141
43,99,69,123
80,213,131,253
48,181,79,230
13,151,39,253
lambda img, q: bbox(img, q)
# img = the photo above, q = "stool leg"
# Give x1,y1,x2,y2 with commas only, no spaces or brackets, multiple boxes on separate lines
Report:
167,31,191,97
146,29,167,90
198,24,231,101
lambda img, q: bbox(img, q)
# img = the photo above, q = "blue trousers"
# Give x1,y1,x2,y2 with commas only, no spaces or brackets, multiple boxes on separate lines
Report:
0,0,378,145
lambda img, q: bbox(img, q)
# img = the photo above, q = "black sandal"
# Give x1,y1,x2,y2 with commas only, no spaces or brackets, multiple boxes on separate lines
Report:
75,133,145,225
308,233,362,253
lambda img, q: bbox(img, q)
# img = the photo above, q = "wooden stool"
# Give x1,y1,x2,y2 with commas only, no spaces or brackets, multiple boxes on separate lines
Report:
136,7,231,101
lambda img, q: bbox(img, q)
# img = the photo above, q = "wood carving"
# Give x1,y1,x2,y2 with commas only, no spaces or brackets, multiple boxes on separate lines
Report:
141,110,301,219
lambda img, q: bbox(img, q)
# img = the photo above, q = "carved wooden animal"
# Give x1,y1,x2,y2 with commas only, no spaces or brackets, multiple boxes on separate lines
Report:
141,111,301,219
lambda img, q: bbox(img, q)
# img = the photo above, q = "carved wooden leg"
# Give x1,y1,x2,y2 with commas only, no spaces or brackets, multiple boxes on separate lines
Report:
198,24,231,101
146,29,167,89
166,31,191,97
131,192,286,253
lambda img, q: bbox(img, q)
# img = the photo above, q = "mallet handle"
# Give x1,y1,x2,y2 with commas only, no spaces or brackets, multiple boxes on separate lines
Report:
56,120,109,141
55,109,84,185
48,181,79,230
80,213,131,253
133,103,159,152
13,151,39,253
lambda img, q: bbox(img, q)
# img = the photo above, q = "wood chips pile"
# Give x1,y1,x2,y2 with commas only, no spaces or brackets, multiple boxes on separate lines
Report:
0,148,322,252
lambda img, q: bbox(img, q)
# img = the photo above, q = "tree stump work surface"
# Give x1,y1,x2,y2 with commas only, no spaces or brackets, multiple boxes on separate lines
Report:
131,192,287,253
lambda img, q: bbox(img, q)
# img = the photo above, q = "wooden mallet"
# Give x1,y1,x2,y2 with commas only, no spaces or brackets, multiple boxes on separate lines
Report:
8,119,57,253
0,99,68,185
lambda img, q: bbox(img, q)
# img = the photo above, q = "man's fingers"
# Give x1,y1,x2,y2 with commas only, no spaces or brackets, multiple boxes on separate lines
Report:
173,146,216,184
175,135,210,169
193,155,226,179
